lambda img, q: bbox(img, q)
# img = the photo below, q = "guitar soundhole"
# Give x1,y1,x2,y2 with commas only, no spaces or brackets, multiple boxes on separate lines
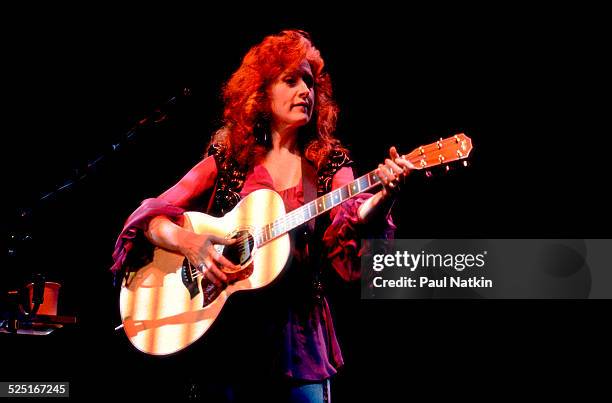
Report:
223,230,254,266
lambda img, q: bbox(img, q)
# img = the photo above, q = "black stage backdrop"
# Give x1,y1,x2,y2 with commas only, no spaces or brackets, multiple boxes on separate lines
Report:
1,6,608,401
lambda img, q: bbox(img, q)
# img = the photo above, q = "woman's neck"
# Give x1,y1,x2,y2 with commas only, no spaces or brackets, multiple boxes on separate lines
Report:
270,125,299,155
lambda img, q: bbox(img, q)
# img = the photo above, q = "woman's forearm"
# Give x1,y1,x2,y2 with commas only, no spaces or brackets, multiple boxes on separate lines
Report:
358,191,395,224
145,215,190,254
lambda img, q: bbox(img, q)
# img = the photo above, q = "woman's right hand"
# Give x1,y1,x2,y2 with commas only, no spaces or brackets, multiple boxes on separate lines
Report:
178,231,239,288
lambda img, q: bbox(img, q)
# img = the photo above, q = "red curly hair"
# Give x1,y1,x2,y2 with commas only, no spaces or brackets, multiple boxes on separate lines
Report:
209,29,347,170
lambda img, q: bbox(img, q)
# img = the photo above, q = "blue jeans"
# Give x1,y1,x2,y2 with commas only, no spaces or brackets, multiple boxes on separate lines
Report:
288,379,330,403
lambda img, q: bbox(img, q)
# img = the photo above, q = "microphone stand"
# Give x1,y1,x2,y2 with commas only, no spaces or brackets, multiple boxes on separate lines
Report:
2,87,192,333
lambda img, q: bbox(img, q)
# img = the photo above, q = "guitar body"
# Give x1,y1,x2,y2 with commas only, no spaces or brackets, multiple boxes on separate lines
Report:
119,189,290,355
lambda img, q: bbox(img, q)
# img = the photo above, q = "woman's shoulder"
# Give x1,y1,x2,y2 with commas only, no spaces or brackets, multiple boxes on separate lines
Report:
327,146,353,167
319,145,353,174
206,141,228,165
205,127,233,164
317,145,354,193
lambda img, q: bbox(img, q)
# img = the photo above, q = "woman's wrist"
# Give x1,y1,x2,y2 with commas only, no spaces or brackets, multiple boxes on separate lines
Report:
358,191,395,224
146,215,188,254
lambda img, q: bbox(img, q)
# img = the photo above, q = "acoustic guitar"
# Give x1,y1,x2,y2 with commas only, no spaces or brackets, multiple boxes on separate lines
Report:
119,134,473,355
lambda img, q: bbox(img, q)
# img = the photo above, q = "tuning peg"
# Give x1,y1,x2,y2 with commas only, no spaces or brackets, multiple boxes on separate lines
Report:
445,165,451,173
425,170,433,178
463,160,469,167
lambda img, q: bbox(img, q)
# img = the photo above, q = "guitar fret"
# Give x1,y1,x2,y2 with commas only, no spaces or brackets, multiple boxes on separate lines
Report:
368,171,380,186
349,180,359,196
286,214,292,229
324,194,332,209
331,189,341,206
316,197,324,214
359,175,369,190
339,185,349,201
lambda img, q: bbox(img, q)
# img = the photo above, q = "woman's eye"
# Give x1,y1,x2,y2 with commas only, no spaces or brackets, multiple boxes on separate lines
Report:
285,76,296,85
304,75,314,88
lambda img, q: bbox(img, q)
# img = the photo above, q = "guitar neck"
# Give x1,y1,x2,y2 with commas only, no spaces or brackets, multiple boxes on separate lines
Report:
254,169,382,247
253,133,473,247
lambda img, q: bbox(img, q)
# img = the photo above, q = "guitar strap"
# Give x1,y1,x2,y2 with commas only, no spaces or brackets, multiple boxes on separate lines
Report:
301,157,324,301
301,157,317,234
302,150,353,302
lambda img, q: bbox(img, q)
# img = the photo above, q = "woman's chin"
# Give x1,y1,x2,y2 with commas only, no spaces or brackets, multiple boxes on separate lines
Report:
292,115,311,127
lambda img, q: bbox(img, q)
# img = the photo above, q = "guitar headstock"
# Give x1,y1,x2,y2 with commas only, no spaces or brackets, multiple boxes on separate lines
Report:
405,133,473,170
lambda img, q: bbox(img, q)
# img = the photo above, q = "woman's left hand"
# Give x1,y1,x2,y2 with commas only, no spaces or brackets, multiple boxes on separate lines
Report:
376,146,415,199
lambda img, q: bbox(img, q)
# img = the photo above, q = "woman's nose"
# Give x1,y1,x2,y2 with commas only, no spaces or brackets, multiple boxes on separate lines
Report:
298,80,310,97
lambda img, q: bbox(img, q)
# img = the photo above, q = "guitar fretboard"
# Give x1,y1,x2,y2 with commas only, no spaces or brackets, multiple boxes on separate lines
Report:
254,170,382,247
251,133,473,247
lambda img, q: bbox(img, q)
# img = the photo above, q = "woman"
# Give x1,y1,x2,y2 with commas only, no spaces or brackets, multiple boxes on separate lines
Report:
112,29,412,402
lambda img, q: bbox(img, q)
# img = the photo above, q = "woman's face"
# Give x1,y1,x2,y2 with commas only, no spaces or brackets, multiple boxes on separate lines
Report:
268,59,315,131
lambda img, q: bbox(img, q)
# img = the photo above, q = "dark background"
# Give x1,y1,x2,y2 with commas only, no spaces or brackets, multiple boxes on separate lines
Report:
1,4,608,401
